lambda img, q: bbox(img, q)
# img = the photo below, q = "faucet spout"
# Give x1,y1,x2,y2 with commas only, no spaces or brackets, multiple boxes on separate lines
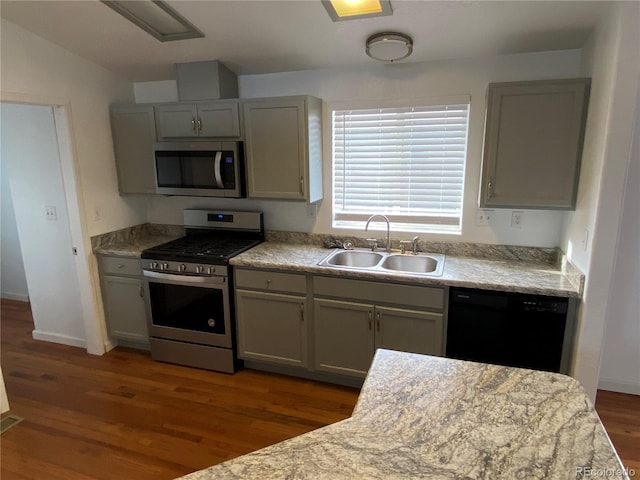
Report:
364,214,391,252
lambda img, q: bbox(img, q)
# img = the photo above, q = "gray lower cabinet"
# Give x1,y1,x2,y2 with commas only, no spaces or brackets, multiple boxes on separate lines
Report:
99,256,149,348
313,299,374,377
109,105,157,194
234,269,444,381
375,305,444,355
234,268,308,368
314,299,444,378
480,78,590,209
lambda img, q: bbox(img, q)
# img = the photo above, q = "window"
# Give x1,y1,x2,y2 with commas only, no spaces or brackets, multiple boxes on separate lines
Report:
331,98,470,232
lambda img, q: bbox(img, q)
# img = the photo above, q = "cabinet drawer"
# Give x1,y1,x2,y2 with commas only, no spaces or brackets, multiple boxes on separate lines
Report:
234,268,306,294
313,276,444,311
100,256,142,276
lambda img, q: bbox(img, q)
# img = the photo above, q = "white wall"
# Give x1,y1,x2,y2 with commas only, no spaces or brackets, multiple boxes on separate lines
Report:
0,19,145,237
561,2,640,399
1,156,29,302
598,77,640,395
141,49,582,247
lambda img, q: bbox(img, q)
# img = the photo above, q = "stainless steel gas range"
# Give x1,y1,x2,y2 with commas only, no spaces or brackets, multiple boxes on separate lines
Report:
141,209,263,373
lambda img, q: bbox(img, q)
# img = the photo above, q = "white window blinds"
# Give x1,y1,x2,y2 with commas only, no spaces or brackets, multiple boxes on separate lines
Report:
332,101,470,231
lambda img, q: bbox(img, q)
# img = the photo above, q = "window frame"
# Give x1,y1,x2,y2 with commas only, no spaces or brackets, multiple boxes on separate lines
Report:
328,95,471,234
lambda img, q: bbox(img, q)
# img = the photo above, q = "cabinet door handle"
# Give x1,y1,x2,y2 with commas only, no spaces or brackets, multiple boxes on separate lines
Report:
300,176,304,195
197,117,202,132
138,283,143,298
488,178,494,199
191,117,197,132
376,312,380,332
368,310,372,330
300,303,305,322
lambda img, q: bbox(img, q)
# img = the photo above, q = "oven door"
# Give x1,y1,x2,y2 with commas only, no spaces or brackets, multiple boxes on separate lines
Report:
143,271,232,349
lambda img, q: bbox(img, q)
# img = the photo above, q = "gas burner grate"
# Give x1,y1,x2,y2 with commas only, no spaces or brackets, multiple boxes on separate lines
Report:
144,236,260,262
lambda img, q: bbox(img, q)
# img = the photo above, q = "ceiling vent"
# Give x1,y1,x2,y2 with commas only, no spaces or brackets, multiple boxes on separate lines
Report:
176,60,238,101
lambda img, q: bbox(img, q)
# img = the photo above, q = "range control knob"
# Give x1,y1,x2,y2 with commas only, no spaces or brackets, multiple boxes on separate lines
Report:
196,265,205,274
161,263,169,271
207,266,215,275
178,264,186,273
151,262,158,269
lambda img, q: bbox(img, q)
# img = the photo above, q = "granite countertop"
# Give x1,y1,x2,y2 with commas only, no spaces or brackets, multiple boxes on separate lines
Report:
230,242,582,297
93,233,182,257
90,225,583,297
181,349,627,480
91,224,184,257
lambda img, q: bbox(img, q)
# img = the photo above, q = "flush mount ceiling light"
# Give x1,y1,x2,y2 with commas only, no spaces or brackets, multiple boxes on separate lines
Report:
101,0,204,42
322,0,392,22
366,32,413,63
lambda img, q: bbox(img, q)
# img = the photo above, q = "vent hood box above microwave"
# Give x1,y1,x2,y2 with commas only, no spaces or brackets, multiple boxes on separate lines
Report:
176,60,238,101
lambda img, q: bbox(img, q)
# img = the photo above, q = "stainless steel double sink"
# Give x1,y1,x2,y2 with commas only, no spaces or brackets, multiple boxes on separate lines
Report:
318,248,445,276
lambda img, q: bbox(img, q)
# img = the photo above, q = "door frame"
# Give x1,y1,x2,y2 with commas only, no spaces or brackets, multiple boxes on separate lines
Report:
1,91,105,355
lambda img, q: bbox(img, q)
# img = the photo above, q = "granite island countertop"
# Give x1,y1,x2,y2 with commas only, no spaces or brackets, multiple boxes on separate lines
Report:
230,242,583,298
180,349,627,480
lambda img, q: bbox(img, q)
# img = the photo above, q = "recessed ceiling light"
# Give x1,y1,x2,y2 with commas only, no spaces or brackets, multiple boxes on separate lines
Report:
366,32,413,63
101,0,204,42
322,0,392,22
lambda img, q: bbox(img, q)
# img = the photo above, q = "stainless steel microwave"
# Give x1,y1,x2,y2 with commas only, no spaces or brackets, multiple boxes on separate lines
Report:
154,141,245,198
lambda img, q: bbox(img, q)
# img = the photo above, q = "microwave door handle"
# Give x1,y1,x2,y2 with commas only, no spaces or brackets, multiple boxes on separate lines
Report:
213,151,224,189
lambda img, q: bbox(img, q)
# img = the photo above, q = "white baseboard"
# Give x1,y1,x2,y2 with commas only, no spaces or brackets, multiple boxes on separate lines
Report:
1,292,29,302
598,377,640,395
32,330,86,349
103,339,117,352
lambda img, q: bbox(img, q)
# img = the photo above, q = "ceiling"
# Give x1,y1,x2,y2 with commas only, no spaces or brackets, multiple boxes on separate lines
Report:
0,0,608,82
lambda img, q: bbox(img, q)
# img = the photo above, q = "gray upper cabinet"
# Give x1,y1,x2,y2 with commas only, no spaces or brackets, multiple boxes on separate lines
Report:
109,105,157,194
155,101,241,140
480,78,590,209
243,96,323,202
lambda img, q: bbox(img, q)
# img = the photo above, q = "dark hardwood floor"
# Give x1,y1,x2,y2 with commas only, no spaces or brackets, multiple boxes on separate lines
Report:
0,300,359,479
595,389,640,474
1,299,639,479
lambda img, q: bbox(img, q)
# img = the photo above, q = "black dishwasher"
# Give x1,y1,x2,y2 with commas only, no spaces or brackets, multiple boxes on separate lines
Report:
446,287,570,373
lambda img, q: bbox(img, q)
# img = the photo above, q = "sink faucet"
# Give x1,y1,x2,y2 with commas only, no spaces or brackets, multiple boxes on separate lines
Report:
365,214,391,252
412,236,420,255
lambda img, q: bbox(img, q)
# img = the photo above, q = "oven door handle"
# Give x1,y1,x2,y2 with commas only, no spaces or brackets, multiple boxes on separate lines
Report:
143,270,226,285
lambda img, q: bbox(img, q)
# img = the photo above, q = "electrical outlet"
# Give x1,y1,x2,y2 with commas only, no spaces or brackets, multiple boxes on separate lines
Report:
474,209,494,226
45,206,57,221
511,211,524,229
